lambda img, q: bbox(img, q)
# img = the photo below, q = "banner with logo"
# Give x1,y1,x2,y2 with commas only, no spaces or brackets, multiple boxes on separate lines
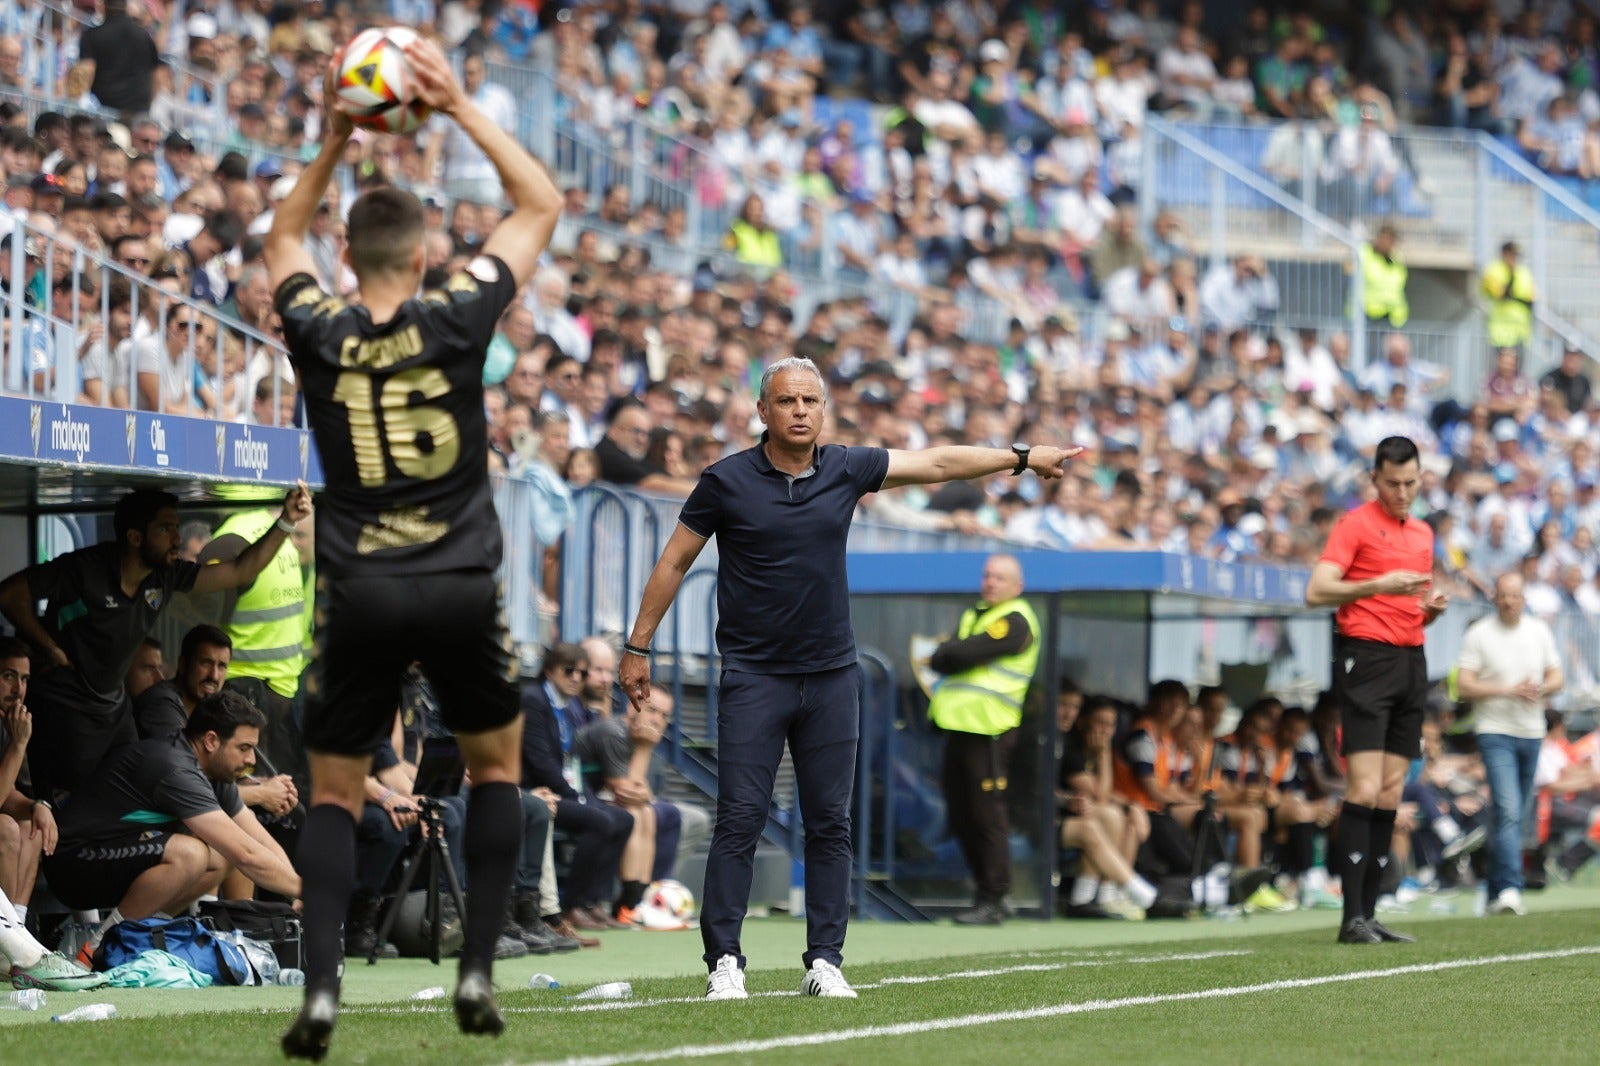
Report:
0,397,322,488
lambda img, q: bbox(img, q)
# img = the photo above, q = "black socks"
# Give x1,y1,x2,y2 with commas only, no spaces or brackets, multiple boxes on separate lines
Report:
460,782,523,974
1365,807,1398,920
297,804,357,998
1335,802,1373,925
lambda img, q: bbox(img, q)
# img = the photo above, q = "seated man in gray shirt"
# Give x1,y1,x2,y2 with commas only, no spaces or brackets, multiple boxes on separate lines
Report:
44,691,301,967
573,699,672,923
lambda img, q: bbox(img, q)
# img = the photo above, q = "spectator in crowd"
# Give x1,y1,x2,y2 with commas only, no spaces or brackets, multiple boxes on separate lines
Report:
71,0,161,116
1199,254,1279,331
423,47,517,207
1540,341,1593,418
518,643,634,933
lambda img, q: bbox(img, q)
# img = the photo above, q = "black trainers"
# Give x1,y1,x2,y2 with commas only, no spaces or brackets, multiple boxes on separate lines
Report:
281,988,338,1061
454,970,503,1037
1227,866,1276,906
1144,896,1195,920
493,933,529,959
1367,919,1416,943
1338,917,1383,944
1062,901,1114,919
952,900,1007,925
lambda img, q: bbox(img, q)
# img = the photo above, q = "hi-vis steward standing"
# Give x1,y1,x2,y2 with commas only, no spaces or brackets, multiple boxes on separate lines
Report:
928,553,1042,926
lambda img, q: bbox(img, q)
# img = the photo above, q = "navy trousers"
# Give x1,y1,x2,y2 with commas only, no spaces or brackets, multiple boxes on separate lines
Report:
700,665,859,972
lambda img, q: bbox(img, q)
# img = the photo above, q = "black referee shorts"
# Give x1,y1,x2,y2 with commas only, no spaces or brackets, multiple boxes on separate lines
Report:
1332,634,1428,759
302,570,520,756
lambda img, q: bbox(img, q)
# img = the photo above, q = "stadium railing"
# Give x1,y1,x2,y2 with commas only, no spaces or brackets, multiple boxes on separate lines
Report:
2,214,296,428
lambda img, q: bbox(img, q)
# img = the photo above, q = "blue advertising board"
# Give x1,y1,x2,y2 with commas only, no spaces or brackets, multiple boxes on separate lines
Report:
0,397,322,488
847,550,1312,610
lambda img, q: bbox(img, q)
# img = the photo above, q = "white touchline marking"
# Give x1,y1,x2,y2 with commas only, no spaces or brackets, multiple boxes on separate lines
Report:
338,949,1252,1018
513,945,1600,1066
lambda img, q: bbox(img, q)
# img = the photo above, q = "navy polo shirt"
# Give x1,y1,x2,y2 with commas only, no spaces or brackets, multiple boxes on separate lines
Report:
678,439,890,674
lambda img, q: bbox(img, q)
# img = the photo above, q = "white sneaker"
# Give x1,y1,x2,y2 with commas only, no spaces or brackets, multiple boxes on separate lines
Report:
799,958,857,998
705,955,748,1000
1487,888,1526,916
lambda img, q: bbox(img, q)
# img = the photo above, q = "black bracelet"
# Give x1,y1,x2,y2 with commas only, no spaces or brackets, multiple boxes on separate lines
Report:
622,643,652,657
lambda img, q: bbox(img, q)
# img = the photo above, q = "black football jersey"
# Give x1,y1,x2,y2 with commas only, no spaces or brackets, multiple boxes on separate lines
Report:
275,255,516,576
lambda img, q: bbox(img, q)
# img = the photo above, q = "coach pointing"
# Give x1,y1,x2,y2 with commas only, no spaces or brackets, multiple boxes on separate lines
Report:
621,357,1079,1000
1305,436,1447,945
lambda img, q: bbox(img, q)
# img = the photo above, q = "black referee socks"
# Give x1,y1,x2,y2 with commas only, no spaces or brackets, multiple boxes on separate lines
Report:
1335,803,1374,926
1364,807,1398,920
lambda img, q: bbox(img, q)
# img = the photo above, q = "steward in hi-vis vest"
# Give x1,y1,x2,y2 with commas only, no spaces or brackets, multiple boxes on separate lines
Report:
928,554,1041,926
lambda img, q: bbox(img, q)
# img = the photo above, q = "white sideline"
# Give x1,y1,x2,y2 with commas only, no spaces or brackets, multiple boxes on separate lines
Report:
339,949,1252,1017
517,945,1600,1066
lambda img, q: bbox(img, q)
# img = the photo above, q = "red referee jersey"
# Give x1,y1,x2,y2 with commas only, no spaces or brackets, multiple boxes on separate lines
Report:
1318,499,1434,646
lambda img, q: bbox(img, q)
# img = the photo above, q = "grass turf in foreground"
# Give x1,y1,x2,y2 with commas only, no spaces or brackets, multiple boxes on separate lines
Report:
4,906,1598,1065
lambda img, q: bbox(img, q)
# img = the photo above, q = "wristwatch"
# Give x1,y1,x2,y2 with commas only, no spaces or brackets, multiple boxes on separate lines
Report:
1010,443,1031,476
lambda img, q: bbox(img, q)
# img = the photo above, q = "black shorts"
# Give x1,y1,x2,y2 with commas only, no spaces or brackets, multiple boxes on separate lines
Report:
44,829,175,910
1333,634,1428,758
302,570,519,756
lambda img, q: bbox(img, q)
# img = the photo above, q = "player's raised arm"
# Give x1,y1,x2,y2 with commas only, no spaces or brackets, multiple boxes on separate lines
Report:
403,37,561,289
265,62,354,293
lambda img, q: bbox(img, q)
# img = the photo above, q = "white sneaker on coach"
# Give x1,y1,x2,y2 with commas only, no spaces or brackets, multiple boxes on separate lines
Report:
1487,888,1526,916
800,959,857,998
705,955,748,1000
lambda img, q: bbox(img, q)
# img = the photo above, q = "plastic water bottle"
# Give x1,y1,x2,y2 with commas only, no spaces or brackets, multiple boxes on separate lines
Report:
52,1004,116,1022
570,981,631,1000
2,989,46,1011
276,968,306,987
410,986,448,1001
528,973,561,990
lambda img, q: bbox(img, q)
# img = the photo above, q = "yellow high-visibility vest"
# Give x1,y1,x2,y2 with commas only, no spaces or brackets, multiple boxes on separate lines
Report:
726,220,783,267
1482,259,1535,348
927,597,1041,737
214,509,307,699
1359,243,1409,327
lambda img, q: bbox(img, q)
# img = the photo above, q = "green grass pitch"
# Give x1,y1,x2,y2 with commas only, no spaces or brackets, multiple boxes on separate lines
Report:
6,883,1599,1065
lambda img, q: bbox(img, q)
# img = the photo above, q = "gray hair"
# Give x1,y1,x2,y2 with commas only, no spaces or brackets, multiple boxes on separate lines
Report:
758,356,826,405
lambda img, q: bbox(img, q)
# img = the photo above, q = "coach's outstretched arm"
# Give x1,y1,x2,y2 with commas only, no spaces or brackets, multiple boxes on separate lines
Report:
404,38,562,288
619,524,711,711
264,69,354,293
881,444,1081,490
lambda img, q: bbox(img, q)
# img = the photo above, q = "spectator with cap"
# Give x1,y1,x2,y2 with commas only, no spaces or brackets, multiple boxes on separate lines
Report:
157,132,196,202
1540,340,1593,418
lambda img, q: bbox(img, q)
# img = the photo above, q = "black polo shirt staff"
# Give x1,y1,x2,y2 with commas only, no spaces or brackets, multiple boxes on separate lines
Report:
620,357,1080,1001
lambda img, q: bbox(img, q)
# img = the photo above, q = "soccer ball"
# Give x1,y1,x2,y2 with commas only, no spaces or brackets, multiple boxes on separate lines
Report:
637,879,696,930
334,27,431,135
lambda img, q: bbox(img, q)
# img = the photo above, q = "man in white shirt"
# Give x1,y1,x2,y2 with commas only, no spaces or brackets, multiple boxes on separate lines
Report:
1156,27,1218,117
423,49,518,206
1199,255,1279,330
1455,572,1564,917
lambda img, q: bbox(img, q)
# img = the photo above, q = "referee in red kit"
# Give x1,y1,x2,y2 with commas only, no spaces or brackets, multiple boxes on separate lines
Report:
1306,436,1448,944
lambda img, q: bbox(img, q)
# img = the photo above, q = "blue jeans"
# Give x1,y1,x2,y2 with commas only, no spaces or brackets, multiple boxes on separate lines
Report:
702,665,858,971
1478,733,1542,896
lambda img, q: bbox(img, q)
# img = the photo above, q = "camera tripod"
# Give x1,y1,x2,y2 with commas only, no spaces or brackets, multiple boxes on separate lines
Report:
368,798,467,965
1190,791,1229,914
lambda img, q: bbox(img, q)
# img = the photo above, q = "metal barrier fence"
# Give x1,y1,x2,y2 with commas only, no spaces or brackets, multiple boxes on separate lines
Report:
557,483,1009,651
2,215,295,428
